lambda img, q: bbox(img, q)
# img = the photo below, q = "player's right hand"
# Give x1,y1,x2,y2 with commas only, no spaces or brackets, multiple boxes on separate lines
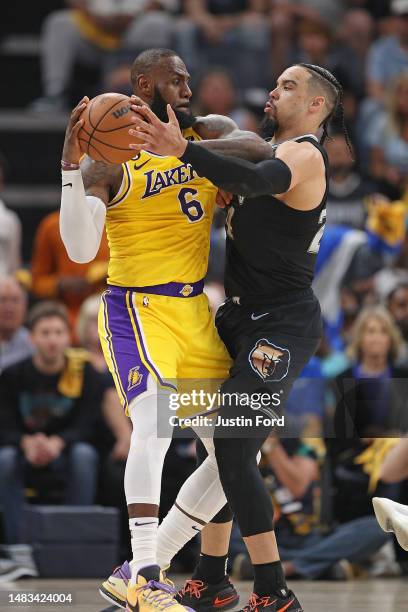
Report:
62,96,89,165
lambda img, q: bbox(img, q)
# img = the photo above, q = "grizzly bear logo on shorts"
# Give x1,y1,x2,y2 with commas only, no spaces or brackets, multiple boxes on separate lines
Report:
249,339,290,382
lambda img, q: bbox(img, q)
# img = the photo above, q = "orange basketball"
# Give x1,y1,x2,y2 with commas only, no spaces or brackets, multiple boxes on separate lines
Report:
78,93,144,164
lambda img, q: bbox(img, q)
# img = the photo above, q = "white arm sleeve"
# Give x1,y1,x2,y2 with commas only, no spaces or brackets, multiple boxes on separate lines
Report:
60,169,107,264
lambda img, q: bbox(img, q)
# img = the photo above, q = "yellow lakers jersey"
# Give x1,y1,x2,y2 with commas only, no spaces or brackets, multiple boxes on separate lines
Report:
105,128,218,287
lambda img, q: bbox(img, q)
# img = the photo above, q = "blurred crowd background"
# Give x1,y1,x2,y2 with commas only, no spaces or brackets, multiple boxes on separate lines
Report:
0,0,408,585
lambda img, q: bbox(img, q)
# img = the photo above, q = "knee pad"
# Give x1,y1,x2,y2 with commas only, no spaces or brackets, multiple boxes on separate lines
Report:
124,391,172,506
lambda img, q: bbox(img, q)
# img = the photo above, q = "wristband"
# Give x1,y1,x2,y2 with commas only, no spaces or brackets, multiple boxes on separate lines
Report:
61,160,80,171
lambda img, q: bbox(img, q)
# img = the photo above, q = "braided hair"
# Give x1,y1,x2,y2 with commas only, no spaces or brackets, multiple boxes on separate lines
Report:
298,63,354,158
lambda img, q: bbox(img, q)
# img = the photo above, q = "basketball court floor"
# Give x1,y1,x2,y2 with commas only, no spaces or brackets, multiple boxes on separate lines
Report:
0,577,407,611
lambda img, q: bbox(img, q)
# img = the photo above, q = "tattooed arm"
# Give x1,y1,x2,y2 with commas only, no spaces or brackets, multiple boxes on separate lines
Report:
81,157,123,205
194,114,274,162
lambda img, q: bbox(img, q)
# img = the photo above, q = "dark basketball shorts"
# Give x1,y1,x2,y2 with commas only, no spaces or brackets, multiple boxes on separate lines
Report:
213,288,322,438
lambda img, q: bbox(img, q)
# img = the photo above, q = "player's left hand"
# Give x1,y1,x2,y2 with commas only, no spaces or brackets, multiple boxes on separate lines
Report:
128,104,188,158
216,189,233,208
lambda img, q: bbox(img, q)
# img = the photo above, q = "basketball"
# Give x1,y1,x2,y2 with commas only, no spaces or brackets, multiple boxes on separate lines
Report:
78,93,144,164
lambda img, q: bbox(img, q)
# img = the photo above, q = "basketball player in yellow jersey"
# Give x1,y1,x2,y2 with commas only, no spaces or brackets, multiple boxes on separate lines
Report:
60,48,272,612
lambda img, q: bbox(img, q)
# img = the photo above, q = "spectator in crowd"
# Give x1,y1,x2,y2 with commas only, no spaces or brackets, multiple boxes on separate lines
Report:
178,0,270,89
0,276,33,374
336,9,376,82
368,72,408,198
374,215,408,304
353,0,393,22
0,152,22,277
333,306,408,438
267,1,346,82
314,195,406,351
366,0,408,102
0,301,100,547
290,0,346,28
231,436,390,581
293,18,363,100
387,283,408,361
32,0,179,111
193,69,259,132
325,133,375,230
31,210,109,328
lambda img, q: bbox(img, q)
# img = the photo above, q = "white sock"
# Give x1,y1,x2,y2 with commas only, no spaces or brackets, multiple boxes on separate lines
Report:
157,505,203,570
129,517,159,584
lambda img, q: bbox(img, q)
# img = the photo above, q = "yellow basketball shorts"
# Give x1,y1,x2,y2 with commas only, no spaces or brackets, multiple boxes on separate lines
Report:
98,282,232,415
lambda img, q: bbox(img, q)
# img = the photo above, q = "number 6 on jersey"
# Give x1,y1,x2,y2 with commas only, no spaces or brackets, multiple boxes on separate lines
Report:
178,187,204,222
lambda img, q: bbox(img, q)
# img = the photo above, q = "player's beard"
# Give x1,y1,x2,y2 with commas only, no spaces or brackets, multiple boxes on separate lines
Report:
151,87,196,129
260,115,278,140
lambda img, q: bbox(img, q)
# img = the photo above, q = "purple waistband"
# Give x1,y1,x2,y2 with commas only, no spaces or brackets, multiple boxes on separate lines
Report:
107,280,204,298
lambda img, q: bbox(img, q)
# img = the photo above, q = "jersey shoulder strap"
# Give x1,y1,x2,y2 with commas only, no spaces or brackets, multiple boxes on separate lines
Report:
295,135,329,167
294,135,329,210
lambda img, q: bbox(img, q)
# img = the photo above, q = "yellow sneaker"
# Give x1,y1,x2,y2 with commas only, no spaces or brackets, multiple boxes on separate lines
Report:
99,561,173,610
99,560,129,609
127,565,193,612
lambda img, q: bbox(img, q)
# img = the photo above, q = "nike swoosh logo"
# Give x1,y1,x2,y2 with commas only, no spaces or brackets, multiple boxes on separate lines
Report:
214,595,238,606
62,183,72,188
277,599,295,612
133,521,157,526
134,158,151,170
107,579,122,587
192,525,201,531
251,312,269,321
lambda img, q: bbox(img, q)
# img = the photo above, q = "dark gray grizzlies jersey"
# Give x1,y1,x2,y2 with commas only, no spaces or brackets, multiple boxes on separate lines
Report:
224,135,329,299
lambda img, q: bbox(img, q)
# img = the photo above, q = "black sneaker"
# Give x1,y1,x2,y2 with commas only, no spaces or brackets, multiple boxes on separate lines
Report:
242,590,303,612
177,576,239,612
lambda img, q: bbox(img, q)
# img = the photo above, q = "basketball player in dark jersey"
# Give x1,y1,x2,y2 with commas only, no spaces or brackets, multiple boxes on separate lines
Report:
129,63,351,612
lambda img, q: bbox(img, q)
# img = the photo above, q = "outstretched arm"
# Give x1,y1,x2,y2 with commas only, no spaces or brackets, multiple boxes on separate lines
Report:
194,114,274,162
128,105,321,198
179,141,292,197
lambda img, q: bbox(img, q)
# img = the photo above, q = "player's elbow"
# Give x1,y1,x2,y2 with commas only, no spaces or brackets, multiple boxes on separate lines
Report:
60,234,99,264
68,250,95,264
